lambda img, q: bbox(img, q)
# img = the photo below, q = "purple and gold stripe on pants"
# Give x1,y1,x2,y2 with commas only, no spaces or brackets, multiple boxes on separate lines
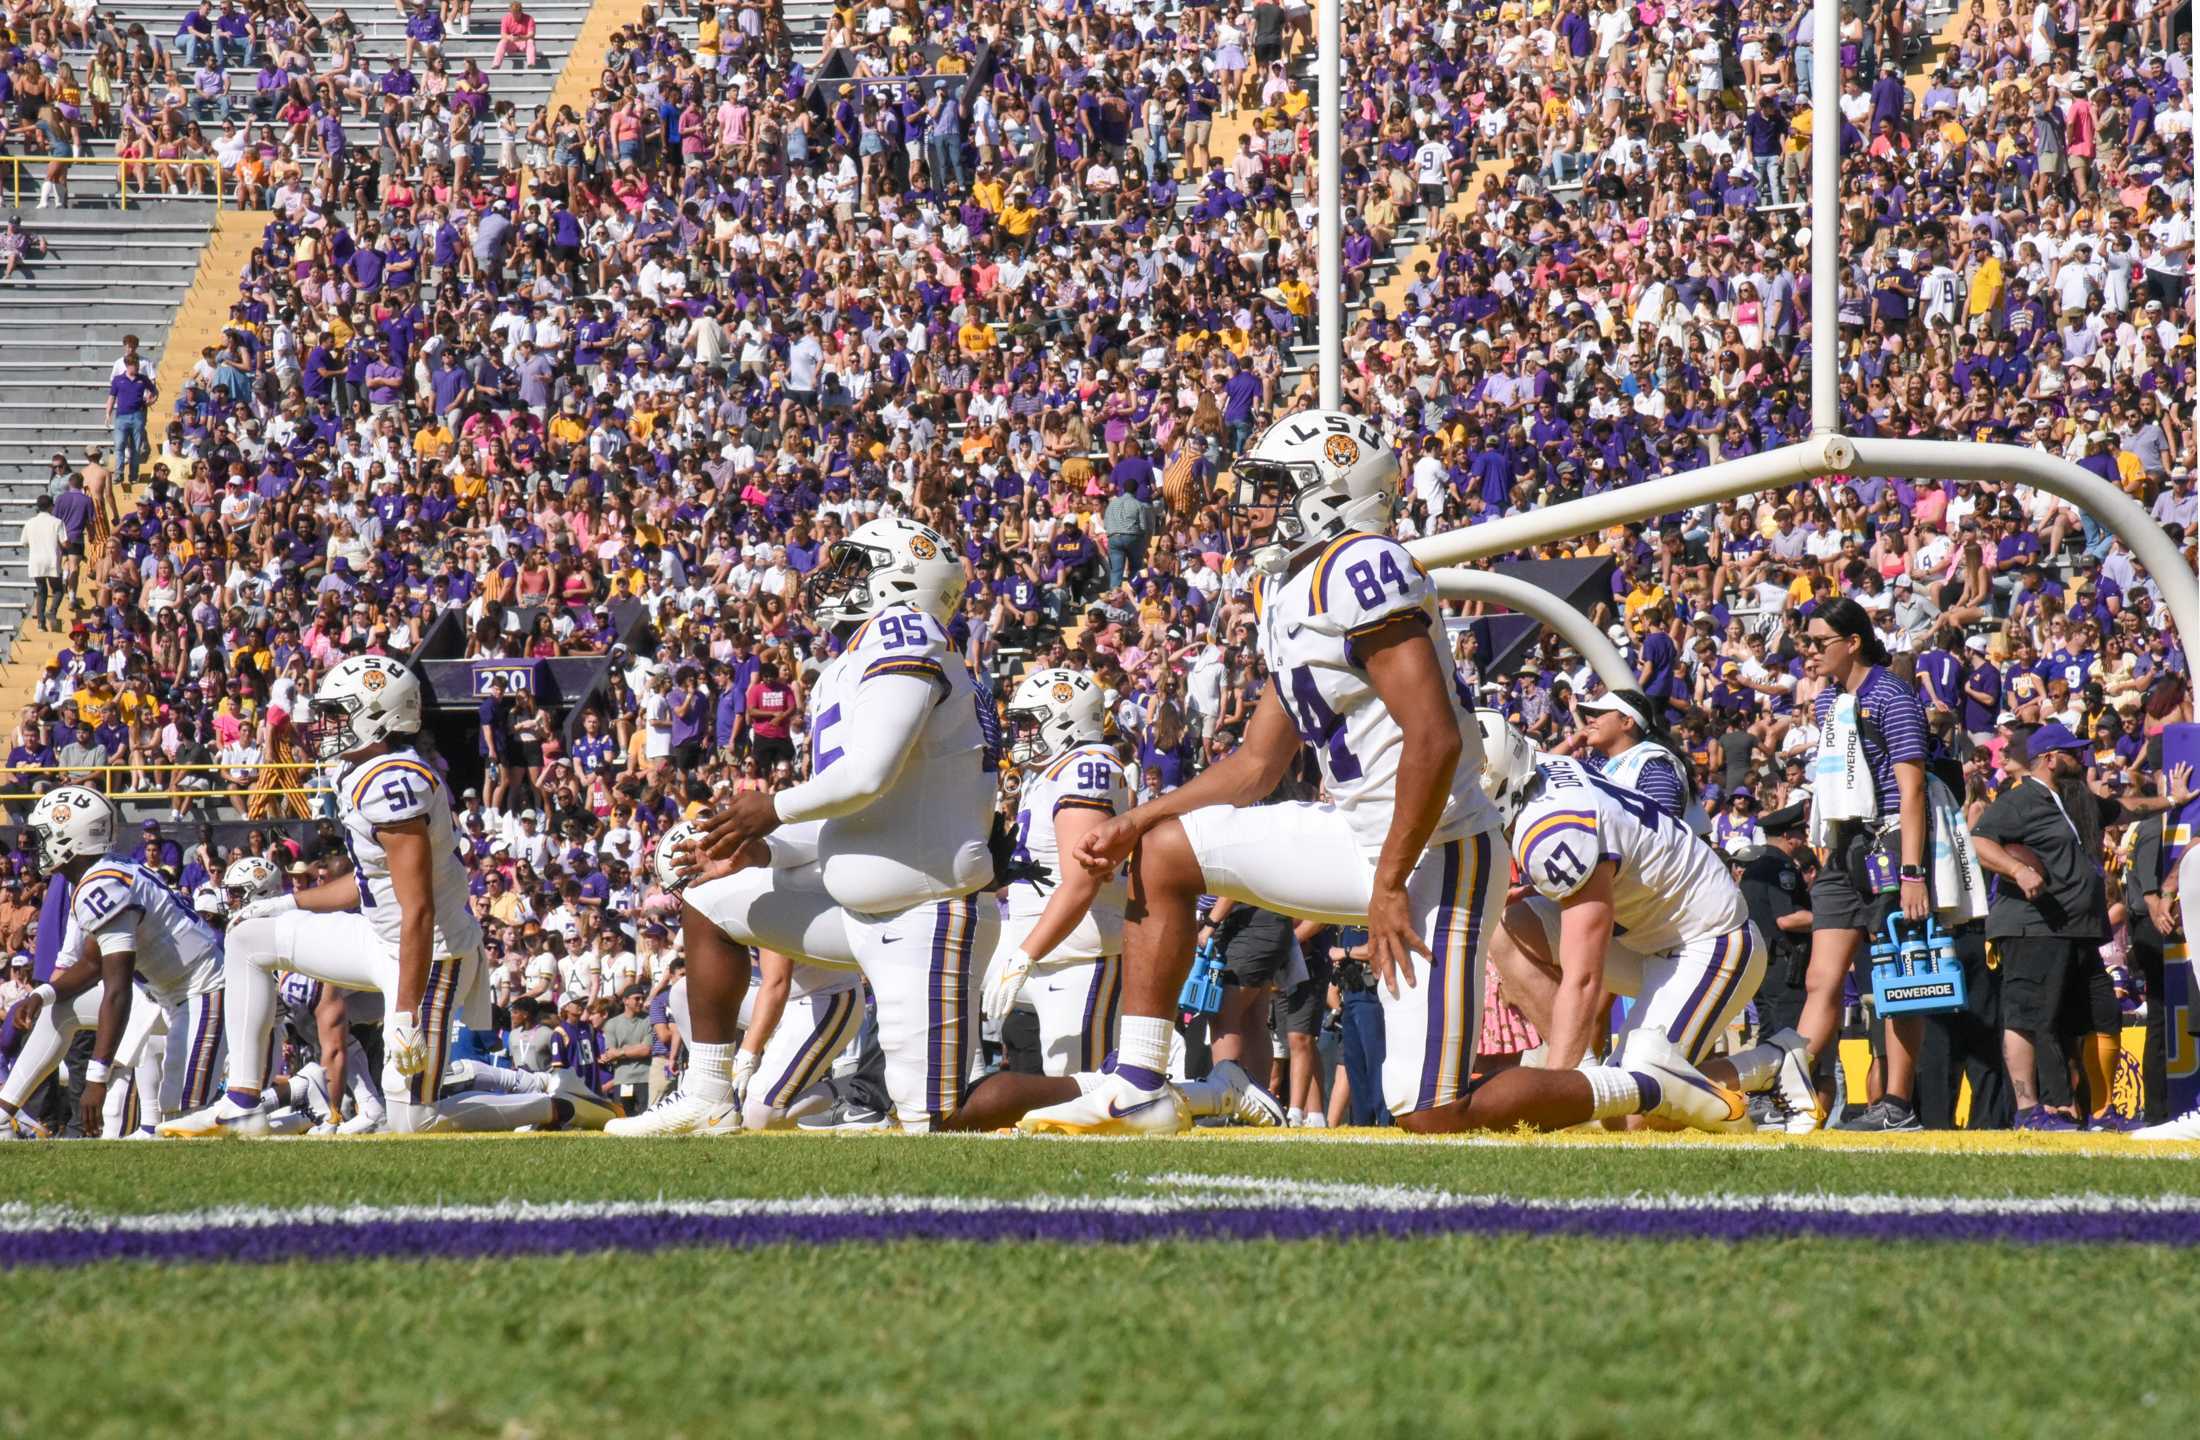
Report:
926,895,978,1119
1415,832,1495,1114
404,959,462,1106
1078,954,1123,1073
1668,928,1755,1064
765,990,861,1108
180,991,226,1113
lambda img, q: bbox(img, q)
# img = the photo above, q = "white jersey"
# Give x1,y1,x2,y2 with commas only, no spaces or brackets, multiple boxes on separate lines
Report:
1255,531,1497,851
277,969,384,1040
1007,741,1129,959
808,603,997,911
1510,756,1747,953
334,747,486,958
60,857,222,1002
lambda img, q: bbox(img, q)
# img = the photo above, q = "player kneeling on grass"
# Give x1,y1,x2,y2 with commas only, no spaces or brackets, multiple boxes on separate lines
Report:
609,519,999,1136
1478,716,1817,1127
1017,409,1736,1137
622,823,868,1132
160,656,613,1137
0,788,227,1140
948,668,1282,1130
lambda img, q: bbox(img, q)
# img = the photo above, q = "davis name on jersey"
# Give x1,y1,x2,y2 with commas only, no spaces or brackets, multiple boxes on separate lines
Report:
62,858,222,1001
1007,742,1129,958
809,603,996,912
337,747,486,959
1256,531,1496,851
1511,756,1747,953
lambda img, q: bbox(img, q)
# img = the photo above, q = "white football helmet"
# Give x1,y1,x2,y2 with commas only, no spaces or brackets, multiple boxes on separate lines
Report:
308,654,423,761
1231,409,1400,569
1006,667,1107,767
654,819,701,893
193,885,227,920
26,786,116,875
1476,711,1543,827
804,517,967,628
222,856,283,912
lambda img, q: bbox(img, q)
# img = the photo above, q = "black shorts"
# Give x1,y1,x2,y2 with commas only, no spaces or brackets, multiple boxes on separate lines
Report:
752,734,796,770
1220,938,1291,990
1810,828,1895,933
1998,936,2117,1037
1271,977,1323,1037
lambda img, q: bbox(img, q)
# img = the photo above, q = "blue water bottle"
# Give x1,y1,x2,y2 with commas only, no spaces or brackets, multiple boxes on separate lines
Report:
1178,938,1224,1019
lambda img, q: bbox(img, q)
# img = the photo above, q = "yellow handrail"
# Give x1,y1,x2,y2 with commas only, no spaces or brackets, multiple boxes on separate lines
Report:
0,787,325,801
0,154,229,210
0,761,311,773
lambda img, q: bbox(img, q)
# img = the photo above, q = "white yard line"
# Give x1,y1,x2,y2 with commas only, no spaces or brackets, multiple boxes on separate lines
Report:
7,1174,2198,1234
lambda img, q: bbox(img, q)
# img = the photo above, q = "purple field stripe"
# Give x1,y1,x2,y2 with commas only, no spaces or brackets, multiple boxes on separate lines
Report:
9,1202,2200,1271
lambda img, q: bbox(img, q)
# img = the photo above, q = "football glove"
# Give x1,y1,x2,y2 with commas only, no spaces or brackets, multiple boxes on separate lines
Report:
387,1011,429,1075
232,894,300,924
983,948,1036,1024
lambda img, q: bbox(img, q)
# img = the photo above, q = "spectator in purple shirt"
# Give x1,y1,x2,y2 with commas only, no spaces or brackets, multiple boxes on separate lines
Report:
104,356,155,485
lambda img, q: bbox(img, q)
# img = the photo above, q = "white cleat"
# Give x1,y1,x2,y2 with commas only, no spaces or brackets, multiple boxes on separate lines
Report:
547,1070,619,1130
604,1088,740,1137
1767,1029,1825,1134
2132,1109,2200,1141
336,1111,383,1135
297,1064,334,1124
1016,1068,1190,1136
1195,1059,1286,1127
1628,1036,1748,1134
156,1094,274,1139
1,1111,53,1140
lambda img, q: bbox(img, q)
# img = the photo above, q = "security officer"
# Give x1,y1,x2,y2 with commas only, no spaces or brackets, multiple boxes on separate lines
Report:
1739,801,1815,1061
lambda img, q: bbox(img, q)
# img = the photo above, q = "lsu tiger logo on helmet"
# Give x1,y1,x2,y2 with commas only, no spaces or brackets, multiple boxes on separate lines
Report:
1323,434,1359,469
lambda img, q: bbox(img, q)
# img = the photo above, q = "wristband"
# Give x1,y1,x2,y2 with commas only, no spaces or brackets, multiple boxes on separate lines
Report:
1899,864,1926,881
83,1059,111,1084
31,983,55,1007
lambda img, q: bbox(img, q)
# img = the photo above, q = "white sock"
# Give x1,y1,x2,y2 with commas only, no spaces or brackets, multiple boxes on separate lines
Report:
1584,1065,1643,1120
437,1093,556,1131
687,1042,735,1103
219,929,283,1094
1725,1041,1785,1093
1286,1107,1304,1126
1305,1112,1328,1128
344,1039,384,1120
1117,1014,1172,1077
452,1059,532,1094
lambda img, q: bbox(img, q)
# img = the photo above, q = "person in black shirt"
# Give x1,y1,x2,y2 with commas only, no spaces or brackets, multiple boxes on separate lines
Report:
1972,722,2190,1130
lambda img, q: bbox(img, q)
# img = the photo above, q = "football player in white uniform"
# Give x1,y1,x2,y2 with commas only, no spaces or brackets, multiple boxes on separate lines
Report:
610,519,999,1135
161,656,612,1136
1479,716,1817,1124
619,821,866,1132
0,788,226,1139
943,669,1281,1129
1022,410,1740,1135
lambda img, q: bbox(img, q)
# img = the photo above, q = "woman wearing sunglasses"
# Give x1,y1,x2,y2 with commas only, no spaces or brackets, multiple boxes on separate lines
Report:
1798,597,1933,1131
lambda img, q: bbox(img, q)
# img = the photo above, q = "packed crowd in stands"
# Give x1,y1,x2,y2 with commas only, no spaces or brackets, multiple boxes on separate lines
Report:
0,0,2195,1127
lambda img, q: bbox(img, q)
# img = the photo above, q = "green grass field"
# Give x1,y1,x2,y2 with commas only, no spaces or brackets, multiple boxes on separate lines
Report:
6,1131,2199,1439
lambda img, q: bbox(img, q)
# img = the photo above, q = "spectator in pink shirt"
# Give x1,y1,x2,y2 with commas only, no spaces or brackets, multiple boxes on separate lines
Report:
492,1,538,69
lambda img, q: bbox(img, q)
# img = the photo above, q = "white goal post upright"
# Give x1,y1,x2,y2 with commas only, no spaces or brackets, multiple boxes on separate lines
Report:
1317,0,1342,409
1302,0,2200,661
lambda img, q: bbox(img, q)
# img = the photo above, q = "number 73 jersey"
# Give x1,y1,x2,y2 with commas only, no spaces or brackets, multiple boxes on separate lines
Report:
1511,756,1746,954
1255,532,1498,854
335,746,486,959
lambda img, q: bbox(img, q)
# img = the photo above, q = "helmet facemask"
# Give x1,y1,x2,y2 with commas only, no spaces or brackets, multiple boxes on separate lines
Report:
1228,458,1313,561
307,697,364,761
805,540,892,628
1006,704,1055,767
